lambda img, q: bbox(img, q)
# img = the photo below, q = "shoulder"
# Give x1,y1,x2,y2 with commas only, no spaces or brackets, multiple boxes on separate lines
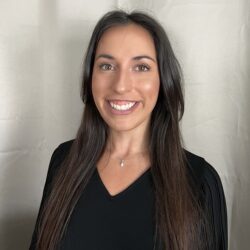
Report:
183,149,228,249
53,139,75,157
50,139,75,166
183,148,226,206
45,139,75,185
28,139,76,249
183,149,223,190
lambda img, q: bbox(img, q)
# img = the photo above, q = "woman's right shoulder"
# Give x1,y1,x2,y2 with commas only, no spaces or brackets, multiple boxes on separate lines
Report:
45,139,75,183
28,139,76,249
51,139,75,161
54,139,75,155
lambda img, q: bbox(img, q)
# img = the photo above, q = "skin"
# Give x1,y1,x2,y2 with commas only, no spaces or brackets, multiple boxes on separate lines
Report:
91,24,160,195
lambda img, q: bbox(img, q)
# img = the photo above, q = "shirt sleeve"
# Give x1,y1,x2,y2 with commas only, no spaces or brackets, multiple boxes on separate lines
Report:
29,145,62,250
202,160,228,250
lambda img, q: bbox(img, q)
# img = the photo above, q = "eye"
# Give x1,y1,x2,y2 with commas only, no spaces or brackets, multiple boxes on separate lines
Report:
134,64,150,72
98,63,115,71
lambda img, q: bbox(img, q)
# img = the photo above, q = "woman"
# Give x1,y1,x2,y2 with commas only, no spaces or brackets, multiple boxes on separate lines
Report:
29,10,228,250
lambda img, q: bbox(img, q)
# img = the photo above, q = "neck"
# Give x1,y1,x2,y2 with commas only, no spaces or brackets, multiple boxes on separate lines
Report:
106,126,150,159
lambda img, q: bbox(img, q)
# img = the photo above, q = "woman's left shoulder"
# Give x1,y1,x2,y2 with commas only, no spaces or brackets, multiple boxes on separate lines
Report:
183,149,225,194
183,149,228,249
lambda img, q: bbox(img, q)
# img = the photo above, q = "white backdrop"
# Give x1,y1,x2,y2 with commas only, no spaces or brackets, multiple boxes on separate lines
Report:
0,0,249,249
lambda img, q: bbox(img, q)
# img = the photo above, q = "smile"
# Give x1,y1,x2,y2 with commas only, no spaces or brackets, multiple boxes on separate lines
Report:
108,101,136,111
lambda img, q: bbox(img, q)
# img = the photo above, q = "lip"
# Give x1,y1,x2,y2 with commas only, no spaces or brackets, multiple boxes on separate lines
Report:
105,100,139,115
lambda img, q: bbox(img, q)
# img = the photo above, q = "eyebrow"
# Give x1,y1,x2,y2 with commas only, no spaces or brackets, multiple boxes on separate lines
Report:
96,54,156,63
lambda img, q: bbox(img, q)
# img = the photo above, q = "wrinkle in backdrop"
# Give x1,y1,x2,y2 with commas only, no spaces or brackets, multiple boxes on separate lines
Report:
0,0,249,249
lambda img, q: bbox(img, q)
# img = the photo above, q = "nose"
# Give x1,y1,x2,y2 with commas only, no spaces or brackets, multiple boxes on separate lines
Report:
112,68,133,94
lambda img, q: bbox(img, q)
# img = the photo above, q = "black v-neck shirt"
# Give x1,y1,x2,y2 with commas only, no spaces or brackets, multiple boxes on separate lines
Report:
29,139,228,250
60,167,155,250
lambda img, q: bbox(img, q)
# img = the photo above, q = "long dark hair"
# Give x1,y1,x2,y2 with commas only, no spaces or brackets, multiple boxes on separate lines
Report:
35,10,212,249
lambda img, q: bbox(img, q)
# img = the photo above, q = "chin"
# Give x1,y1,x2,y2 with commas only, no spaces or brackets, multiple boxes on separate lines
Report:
107,124,135,132
105,119,148,133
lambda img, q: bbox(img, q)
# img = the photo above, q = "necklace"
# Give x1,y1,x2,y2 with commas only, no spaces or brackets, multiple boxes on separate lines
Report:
119,159,125,167
116,151,148,168
106,141,149,168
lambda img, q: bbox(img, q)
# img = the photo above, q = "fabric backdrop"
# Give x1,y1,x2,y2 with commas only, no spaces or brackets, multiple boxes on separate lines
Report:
0,0,249,249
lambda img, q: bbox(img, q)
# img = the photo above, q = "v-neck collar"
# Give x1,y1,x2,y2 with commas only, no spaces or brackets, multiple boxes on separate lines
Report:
95,167,151,200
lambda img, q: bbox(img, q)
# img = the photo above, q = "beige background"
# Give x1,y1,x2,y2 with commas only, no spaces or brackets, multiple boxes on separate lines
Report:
0,0,249,249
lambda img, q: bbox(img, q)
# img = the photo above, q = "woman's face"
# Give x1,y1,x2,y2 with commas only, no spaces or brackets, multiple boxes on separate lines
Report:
92,24,160,133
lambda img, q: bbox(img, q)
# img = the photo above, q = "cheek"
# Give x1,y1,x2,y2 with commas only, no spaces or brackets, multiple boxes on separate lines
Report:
92,67,115,91
141,77,160,101
92,73,108,98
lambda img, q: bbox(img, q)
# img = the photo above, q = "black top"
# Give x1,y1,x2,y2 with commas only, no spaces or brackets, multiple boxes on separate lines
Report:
29,139,228,250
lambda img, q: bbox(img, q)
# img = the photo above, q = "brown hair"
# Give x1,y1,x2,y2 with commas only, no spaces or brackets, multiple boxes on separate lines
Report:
35,10,212,249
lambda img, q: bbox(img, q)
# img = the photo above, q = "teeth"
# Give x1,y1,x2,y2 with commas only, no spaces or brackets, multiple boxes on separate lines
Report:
109,101,136,111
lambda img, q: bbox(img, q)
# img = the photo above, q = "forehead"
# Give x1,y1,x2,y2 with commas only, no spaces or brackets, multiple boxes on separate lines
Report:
95,24,156,59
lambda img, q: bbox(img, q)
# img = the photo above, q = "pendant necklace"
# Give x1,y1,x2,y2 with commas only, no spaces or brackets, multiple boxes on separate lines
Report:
117,152,147,168
107,141,148,168
119,159,125,167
